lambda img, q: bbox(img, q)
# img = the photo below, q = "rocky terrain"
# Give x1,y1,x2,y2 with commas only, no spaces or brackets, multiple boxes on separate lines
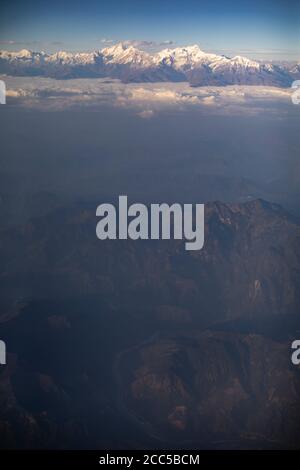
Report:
119,330,300,448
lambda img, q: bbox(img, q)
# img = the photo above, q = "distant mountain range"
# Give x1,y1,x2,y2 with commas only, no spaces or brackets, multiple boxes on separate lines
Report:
0,42,298,86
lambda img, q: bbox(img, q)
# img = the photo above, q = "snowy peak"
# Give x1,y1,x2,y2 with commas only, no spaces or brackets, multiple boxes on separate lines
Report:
15,48,33,58
157,44,212,69
0,49,35,60
101,42,128,58
230,55,260,68
46,51,96,65
102,42,220,70
102,42,154,67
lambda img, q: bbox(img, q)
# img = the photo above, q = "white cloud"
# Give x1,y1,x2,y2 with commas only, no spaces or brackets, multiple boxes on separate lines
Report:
100,38,115,45
99,39,176,52
6,89,28,98
201,96,216,105
137,110,155,118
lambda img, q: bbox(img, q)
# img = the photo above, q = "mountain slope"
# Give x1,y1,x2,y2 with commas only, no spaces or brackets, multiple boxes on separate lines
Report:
117,330,300,448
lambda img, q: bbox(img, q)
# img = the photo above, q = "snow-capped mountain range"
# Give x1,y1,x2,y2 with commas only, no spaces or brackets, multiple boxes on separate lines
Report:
0,42,298,87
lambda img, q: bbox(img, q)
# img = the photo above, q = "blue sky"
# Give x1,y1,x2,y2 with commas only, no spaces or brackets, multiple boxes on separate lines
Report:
0,0,299,59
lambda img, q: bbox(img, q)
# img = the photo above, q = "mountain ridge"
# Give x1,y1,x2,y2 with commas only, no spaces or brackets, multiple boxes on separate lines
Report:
0,42,296,86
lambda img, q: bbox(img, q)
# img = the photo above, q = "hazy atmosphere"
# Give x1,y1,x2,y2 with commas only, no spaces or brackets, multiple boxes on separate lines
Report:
0,0,300,456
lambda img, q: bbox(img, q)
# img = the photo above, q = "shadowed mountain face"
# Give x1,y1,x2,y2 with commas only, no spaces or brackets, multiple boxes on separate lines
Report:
0,199,300,448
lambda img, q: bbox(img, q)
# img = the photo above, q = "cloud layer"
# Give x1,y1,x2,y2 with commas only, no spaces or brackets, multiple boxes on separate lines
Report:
1,75,294,116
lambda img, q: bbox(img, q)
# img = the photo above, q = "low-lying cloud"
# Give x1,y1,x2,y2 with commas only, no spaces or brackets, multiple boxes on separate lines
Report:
1,75,293,116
